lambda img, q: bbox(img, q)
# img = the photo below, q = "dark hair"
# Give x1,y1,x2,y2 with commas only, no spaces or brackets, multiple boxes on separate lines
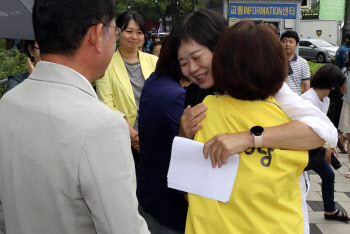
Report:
346,33,350,39
33,0,115,56
22,40,35,61
116,12,146,35
212,20,287,101
311,64,346,89
142,33,148,48
150,41,162,54
155,9,227,79
155,36,182,80
280,30,300,44
151,35,159,41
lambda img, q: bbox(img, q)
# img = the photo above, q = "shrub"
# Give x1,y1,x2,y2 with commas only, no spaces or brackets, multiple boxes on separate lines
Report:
308,61,324,76
0,49,28,99
331,57,335,64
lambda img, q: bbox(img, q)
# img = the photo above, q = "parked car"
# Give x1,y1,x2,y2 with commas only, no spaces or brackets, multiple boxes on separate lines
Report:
299,39,338,63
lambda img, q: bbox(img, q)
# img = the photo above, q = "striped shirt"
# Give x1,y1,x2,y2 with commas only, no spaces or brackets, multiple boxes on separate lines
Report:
288,54,310,96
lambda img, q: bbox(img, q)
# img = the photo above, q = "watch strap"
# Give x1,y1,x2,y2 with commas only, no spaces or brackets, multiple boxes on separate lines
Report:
254,135,263,148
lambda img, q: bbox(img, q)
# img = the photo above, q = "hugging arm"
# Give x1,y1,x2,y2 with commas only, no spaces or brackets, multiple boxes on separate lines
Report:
203,120,325,168
190,83,336,167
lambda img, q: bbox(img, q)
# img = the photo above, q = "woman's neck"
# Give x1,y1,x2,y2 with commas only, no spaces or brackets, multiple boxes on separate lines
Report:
313,88,328,102
119,47,139,63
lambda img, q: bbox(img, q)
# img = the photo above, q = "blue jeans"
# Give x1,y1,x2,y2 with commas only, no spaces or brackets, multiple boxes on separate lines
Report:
313,160,336,212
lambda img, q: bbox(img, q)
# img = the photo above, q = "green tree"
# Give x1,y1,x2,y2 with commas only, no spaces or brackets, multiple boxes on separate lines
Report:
116,0,205,31
116,0,132,16
310,1,320,13
0,49,27,99
177,0,205,19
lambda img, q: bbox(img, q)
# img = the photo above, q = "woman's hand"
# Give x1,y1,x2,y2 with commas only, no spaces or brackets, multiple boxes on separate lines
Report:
129,127,139,152
203,131,254,168
324,148,333,165
178,104,207,139
330,147,339,158
131,134,140,152
27,57,35,74
126,119,140,152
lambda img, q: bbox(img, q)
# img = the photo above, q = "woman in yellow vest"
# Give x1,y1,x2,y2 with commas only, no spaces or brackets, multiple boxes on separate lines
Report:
96,12,158,166
186,21,308,234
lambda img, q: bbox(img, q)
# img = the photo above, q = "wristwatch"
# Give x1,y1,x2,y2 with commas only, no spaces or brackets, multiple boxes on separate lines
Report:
250,126,264,148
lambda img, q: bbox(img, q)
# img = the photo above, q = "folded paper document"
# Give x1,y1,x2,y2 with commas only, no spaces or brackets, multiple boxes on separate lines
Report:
167,137,239,203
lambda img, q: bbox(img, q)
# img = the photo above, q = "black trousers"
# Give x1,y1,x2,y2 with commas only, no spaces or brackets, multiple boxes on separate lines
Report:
132,147,140,170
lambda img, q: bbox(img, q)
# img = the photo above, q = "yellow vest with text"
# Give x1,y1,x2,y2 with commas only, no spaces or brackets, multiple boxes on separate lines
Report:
187,95,308,234
96,49,158,126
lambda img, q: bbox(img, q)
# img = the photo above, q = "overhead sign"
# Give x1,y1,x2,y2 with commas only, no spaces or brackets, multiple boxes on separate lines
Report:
319,0,345,20
229,3,297,19
302,12,319,20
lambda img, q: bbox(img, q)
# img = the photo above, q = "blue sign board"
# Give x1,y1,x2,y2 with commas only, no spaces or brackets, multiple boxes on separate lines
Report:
229,3,297,19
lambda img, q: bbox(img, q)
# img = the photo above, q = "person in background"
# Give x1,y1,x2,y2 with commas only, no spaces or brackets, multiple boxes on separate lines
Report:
96,11,158,168
149,41,162,57
280,30,311,95
301,64,349,221
151,34,160,42
138,31,146,52
144,32,152,53
339,53,350,179
3,40,40,95
335,33,350,69
0,0,149,233
331,34,350,151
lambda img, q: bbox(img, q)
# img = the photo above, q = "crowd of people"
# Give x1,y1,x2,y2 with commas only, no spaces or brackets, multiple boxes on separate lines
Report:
0,0,350,233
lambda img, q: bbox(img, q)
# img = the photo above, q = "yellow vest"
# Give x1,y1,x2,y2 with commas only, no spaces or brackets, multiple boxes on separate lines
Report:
96,50,158,126
187,95,308,234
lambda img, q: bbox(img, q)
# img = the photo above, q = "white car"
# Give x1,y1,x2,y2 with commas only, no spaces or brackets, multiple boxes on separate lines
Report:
299,39,338,63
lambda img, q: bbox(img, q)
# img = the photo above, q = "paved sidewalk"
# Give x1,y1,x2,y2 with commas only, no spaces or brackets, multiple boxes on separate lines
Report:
307,149,350,234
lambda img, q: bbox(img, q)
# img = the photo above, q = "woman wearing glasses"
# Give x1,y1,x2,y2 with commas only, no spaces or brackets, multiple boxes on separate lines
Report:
96,12,158,167
3,40,41,95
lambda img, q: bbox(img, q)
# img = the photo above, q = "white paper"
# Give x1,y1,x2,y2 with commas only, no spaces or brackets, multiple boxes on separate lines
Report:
167,137,239,203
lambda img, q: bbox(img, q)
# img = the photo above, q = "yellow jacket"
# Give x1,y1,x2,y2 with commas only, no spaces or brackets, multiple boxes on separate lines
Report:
187,95,308,234
96,50,158,126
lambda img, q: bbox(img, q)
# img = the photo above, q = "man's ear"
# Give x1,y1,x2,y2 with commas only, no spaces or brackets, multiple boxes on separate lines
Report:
88,23,104,53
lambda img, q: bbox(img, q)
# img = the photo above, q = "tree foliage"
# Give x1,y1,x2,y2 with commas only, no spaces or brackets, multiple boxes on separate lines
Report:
0,49,27,99
310,1,320,13
115,0,205,26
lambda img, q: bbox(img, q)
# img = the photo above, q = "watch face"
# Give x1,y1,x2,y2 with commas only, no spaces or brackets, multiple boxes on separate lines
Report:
250,126,264,136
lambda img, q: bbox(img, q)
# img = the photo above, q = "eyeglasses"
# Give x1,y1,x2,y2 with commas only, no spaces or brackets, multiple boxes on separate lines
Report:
103,24,121,41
